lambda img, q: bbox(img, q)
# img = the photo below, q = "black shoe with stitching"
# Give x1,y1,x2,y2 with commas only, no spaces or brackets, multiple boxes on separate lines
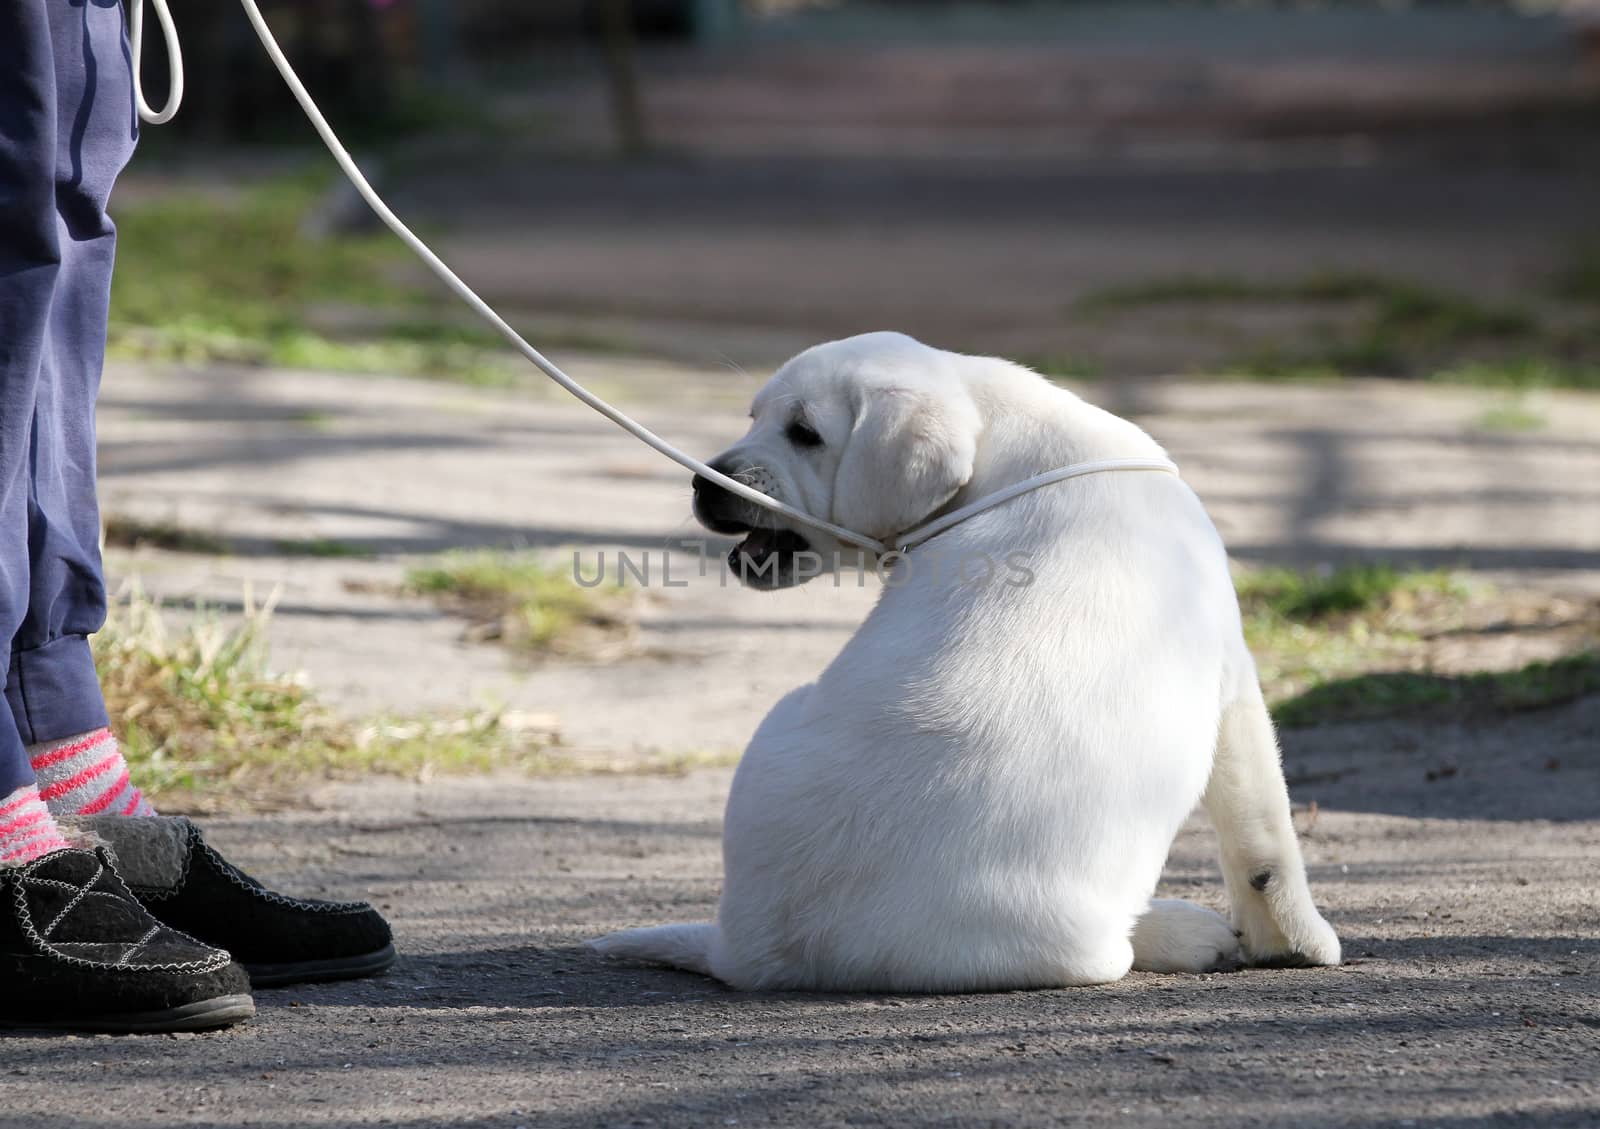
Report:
66,816,396,989
0,847,255,1033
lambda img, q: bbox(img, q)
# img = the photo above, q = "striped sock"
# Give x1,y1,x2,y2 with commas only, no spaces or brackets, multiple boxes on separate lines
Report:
0,784,73,865
27,728,155,818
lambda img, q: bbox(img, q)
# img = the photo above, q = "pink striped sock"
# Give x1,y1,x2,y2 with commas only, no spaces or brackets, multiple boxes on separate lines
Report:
0,784,73,865
27,728,155,818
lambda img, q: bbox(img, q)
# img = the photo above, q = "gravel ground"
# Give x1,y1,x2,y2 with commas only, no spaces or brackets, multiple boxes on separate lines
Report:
4,692,1596,1127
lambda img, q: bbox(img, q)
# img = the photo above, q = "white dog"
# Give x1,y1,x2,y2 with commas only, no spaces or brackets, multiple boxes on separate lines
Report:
590,332,1339,990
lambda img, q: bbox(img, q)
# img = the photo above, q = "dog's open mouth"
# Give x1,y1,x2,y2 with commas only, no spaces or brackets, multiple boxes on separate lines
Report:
729,527,813,588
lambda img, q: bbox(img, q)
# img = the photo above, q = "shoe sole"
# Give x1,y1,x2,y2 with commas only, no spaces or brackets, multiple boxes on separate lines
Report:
243,942,397,988
1,994,257,1034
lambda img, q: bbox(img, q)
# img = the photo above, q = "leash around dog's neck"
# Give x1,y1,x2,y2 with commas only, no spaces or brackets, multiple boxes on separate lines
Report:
887,456,1180,555
129,1,1179,558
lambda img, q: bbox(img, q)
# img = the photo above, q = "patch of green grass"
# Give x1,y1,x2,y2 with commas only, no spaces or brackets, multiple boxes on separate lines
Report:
1074,270,1414,311
1472,395,1546,433
94,587,565,805
1236,563,1455,624
103,515,229,555
1366,284,1535,346
406,550,632,654
266,329,516,386
111,173,400,339
273,537,373,559
1237,564,1472,716
1433,358,1600,392
1214,357,1348,384
1078,274,1276,310
1490,651,1600,710
1238,566,1600,729
97,587,316,796
107,172,519,383
1077,270,1598,385
1273,651,1600,728
1081,270,1531,329
1239,283,1540,381
1554,240,1600,304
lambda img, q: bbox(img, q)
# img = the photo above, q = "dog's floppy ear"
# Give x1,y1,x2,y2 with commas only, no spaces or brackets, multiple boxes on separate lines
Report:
830,386,979,541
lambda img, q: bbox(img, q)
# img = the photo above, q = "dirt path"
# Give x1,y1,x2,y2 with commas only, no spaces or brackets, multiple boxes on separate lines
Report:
5,692,1597,1126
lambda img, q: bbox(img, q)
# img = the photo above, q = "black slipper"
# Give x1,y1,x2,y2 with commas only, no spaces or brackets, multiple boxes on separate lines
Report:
64,815,395,990
1,846,254,1033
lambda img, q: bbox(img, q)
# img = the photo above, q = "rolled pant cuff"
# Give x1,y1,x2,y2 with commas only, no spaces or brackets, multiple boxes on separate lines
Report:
5,635,109,747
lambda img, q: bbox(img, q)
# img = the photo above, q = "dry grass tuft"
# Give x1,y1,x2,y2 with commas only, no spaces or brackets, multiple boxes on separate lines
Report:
406,550,635,657
94,585,565,808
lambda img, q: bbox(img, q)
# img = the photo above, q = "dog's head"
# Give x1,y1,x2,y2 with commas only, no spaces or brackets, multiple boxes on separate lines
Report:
693,332,980,589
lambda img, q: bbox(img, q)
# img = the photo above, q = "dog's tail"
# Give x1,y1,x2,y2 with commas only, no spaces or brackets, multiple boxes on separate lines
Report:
586,923,721,979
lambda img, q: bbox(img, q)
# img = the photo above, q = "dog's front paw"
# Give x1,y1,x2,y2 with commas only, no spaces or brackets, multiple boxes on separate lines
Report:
1131,899,1244,974
1237,903,1342,968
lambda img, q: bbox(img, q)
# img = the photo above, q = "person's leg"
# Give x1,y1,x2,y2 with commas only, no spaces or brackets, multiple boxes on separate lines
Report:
0,0,74,863
0,1,392,988
0,1,254,1033
29,726,150,815
2,0,152,819
0,704,69,862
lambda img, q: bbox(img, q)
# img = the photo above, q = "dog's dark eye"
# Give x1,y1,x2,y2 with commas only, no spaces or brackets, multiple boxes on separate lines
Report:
786,420,823,449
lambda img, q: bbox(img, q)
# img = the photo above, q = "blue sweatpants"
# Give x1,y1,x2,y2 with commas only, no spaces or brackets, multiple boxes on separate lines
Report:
1,0,137,796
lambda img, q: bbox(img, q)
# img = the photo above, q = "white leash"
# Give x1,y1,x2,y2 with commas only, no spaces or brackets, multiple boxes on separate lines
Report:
127,0,1179,556
892,456,1177,553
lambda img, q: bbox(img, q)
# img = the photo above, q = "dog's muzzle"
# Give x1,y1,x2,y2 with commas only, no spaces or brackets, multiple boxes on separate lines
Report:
692,465,814,589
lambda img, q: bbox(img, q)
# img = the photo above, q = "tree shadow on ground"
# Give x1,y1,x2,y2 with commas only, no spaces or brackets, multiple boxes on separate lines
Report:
1277,688,1598,821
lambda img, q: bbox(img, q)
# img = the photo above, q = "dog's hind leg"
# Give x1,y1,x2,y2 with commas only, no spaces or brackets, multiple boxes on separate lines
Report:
586,923,724,981
1130,899,1242,972
1203,675,1341,967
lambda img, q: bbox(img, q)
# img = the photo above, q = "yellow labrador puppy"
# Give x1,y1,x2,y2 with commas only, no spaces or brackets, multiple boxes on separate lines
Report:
590,332,1339,990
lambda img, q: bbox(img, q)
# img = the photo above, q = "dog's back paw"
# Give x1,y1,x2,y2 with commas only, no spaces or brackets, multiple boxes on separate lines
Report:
1131,898,1243,973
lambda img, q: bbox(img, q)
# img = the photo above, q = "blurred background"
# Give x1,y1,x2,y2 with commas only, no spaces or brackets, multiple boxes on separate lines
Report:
121,0,1600,380
100,0,1600,800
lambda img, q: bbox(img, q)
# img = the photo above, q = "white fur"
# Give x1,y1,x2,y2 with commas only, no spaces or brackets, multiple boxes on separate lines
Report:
589,333,1339,990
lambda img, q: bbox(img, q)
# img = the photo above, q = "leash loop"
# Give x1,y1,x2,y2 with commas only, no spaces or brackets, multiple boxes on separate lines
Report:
128,0,185,125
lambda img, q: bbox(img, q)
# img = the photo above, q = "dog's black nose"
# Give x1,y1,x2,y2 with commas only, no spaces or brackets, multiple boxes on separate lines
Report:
693,456,741,497
693,456,753,534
